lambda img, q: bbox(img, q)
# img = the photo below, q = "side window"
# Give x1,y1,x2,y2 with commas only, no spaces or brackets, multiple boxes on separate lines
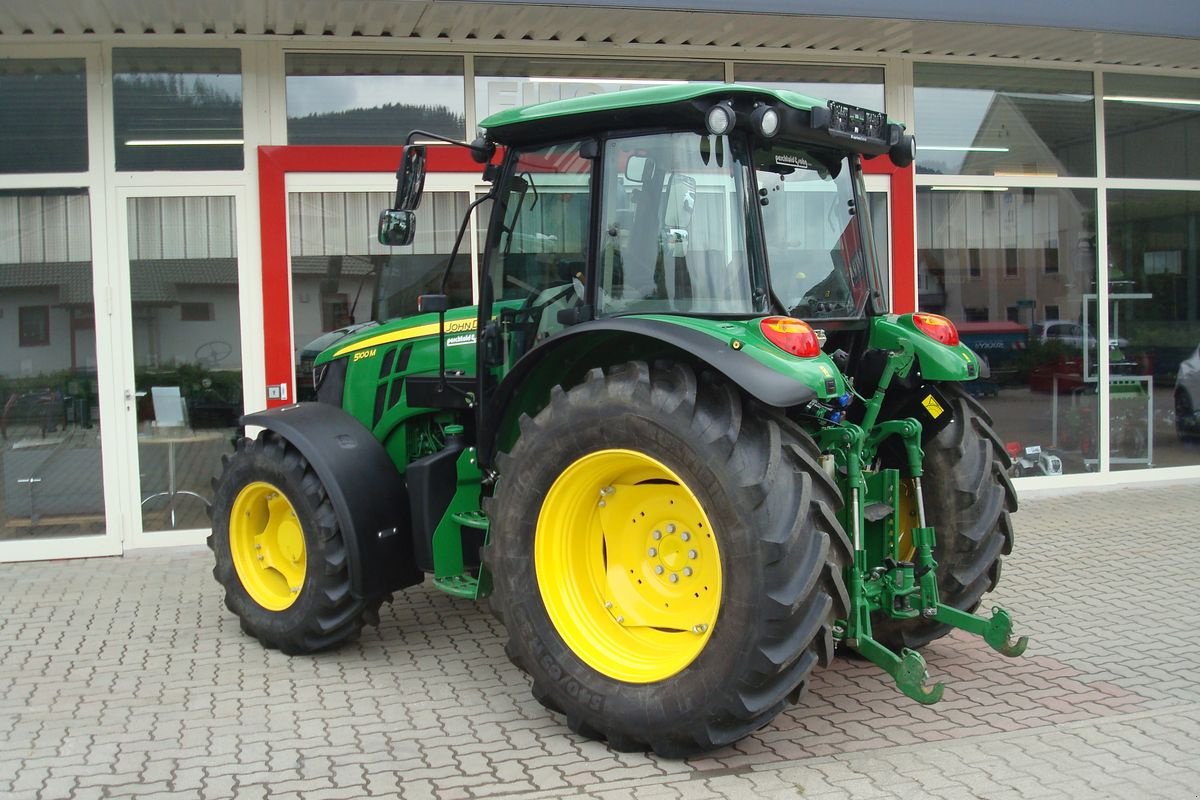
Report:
491,141,592,357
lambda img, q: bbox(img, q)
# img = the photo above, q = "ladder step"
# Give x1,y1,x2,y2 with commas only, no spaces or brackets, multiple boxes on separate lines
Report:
451,509,490,530
432,574,479,599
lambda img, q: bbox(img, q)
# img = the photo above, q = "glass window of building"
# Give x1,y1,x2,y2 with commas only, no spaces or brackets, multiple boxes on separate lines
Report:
474,57,722,125
0,59,87,174
731,63,885,111
914,64,1095,178
113,48,243,172
1107,190,1200,470
916,186,1099,475
289,190,472,400
0,189,107,537
126,194,243,531
286,53,466,144
1105,73,1200,181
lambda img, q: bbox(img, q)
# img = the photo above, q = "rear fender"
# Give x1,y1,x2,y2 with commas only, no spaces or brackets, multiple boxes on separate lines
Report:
482,317,840,465
870,315,980,382
243,403,423,598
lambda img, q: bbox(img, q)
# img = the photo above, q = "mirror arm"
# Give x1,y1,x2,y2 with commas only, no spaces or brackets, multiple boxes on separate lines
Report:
405,129,495,162
439,189,498,295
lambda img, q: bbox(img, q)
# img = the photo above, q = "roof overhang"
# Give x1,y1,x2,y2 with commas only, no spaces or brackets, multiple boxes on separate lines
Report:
1,1,1197,72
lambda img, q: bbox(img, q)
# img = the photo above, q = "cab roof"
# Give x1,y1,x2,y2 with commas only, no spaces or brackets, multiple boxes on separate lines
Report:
477,82,901,156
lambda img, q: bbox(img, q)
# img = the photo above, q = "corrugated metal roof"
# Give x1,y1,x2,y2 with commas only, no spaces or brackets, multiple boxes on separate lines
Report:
0,1,1197,71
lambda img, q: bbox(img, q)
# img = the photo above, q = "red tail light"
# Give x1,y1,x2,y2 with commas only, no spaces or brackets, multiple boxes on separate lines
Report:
912,313,960,346
760,316,821,358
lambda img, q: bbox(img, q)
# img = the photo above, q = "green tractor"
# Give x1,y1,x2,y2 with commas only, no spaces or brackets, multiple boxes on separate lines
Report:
209,84,1023,757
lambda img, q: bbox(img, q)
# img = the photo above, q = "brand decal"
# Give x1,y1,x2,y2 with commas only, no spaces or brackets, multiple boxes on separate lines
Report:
352,348,377,362
775,153,815,170
446,333,476,347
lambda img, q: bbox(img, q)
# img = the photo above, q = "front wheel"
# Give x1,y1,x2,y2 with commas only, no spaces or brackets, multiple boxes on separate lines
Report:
873,383,1017,651
486,361,850,757
208,431,383,654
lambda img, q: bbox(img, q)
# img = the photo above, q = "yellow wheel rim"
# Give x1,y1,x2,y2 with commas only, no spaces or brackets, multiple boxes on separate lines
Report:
535,449,722,683
229,481,307,611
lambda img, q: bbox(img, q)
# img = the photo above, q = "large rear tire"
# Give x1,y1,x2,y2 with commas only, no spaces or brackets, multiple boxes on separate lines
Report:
873,383,1017,651
208,431,383,654
486,361,850,758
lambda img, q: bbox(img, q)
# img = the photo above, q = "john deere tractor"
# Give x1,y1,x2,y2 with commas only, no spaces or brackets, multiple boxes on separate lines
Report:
209,84,1023,758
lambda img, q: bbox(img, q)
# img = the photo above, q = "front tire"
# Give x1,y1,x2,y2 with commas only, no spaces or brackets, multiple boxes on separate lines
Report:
486,361,850,757
873,383,1017,651
208,431,383,654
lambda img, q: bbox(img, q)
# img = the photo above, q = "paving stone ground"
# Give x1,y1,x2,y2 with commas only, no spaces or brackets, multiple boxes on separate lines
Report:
2,479,1199,799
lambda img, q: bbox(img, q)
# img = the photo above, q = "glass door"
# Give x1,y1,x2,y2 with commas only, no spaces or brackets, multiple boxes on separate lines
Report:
0,188,121,560
115,188,247,545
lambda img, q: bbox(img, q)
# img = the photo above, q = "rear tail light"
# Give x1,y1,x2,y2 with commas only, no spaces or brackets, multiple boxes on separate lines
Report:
912,313,960,346
760,316,821,358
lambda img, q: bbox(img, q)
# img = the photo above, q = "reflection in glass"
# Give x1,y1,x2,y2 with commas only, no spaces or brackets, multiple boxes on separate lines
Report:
0,190,105,538
127,196,242,531
0,59,88,174
289,191,471,400
917,187,1098,475
1108,190,1200,469
1105,73,1200,180
113,48,243,171
731,63,885,111
914,64,1094,178
474,56,722,124
286,53,466,144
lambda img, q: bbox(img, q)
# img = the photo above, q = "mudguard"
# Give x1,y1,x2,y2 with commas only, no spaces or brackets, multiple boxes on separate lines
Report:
243,403,422,598
482,316,824,465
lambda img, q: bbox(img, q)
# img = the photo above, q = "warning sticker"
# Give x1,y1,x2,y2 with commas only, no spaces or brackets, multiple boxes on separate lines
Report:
922,395,945,419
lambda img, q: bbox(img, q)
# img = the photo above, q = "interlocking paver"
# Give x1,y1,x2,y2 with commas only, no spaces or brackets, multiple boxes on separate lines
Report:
2,482,1200,798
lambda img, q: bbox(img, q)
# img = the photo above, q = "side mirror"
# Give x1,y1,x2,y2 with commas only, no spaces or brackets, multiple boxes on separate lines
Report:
624,155,648,183
395,144,427,211
663,174,697,230
889,134,916,169
378,209,416,247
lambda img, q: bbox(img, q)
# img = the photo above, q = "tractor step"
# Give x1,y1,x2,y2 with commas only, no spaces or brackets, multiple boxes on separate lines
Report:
451,510,490,530
432,573,479,599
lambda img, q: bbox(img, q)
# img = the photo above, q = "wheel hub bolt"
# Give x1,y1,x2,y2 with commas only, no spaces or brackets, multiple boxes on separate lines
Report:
291,586,300,593
692,623,708,634
257,555,264,561
616,616,624,624
666,524,676,534
655,565,664,575
681,532,690,542
652,530,662,541
602,486,615,495
683,567,693,577
688,550,698,560
648,547,657,557
669,573,679,583
604,601,613,609
598,500,606,508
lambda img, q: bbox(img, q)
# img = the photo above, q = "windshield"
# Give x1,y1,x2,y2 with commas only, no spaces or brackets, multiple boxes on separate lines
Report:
756,144,875,319
597,132,768,316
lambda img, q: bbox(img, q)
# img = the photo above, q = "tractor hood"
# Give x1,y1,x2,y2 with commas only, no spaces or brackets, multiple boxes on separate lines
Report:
301,321,380,363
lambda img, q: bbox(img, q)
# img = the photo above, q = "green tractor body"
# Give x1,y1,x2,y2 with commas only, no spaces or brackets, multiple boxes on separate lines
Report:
209,82,1022,756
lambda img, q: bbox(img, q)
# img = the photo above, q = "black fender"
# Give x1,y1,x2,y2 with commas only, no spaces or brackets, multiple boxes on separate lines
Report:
481,317,817,464
243,403,422,599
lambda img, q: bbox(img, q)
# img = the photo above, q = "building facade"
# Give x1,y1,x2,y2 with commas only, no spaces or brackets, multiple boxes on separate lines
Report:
1,1,1198,562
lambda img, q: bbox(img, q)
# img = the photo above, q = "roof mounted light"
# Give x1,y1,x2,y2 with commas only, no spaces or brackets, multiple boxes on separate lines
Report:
751,104,780,138
706,102,735,136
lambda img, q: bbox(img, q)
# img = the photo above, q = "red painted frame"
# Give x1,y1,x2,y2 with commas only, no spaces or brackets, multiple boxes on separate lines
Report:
862,157,917,314
256,145,483,408
256,146,915,408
